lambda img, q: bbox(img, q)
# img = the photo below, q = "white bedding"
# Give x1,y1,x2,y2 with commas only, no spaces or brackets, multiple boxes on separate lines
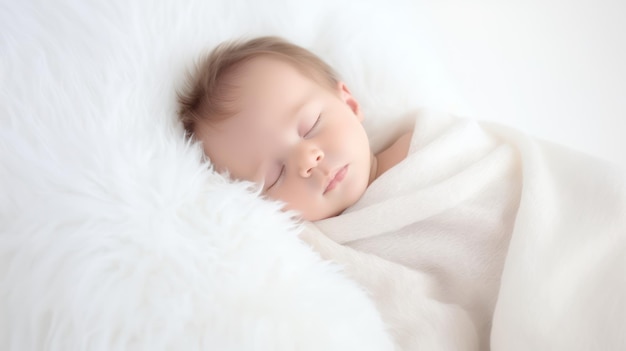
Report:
1,1,415,349
2,0,624,350
311,110,626,350
316,110,520,349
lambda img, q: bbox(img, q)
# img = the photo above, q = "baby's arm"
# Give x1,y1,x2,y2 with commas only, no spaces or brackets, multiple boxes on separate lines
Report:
299,223,478,351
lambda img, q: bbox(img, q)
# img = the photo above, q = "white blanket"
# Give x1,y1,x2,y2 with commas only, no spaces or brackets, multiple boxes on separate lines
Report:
306,110,626,350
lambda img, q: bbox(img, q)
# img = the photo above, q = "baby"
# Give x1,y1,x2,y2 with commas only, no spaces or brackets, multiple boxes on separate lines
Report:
178,37,626,351
178,36,411,221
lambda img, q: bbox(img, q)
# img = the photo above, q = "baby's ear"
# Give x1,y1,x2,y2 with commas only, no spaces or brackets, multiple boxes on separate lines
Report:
337,82,364,122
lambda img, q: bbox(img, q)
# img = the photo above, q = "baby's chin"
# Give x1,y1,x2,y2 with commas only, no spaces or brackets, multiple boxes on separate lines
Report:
294,202,348,222
304,194,364,221
312,207,347,221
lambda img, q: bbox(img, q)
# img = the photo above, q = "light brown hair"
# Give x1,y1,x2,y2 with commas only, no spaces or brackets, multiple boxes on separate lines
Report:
177,36,340,138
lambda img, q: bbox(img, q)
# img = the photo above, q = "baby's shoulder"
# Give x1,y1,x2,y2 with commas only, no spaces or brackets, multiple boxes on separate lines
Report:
395,131,413,156
375,131,413,177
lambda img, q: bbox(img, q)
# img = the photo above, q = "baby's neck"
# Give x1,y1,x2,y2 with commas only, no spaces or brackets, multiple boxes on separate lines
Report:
370,131,413,183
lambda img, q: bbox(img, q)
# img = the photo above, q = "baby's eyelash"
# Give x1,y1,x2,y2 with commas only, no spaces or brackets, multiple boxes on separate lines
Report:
267,164,285,190
304,114,321,138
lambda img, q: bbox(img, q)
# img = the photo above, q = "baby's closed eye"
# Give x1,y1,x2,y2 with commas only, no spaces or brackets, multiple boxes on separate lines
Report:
300,114,321,138
265,163,285,190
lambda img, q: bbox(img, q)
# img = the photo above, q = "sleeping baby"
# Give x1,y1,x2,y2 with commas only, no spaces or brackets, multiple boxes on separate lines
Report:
178,37,626,351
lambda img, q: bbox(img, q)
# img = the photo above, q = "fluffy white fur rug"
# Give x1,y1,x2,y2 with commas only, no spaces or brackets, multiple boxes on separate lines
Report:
0,0,450,350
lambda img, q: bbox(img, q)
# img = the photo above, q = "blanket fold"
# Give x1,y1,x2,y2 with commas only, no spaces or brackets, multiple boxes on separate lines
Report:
309,110,626,350
486,122,626,351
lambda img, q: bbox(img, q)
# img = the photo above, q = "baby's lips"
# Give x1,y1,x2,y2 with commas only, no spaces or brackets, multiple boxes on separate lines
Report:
324,164,348,194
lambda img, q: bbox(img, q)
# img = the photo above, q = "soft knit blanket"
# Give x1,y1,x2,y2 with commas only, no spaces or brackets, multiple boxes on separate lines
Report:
305,110,626,350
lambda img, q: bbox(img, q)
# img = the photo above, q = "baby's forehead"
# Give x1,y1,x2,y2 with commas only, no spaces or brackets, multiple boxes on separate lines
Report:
233,56,332,95
229,58,316,110
232,57,298,86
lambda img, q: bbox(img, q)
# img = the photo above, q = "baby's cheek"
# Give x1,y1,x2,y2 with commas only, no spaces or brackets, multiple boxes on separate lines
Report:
344,168,369,206
270,191,307,216
280,196,324,221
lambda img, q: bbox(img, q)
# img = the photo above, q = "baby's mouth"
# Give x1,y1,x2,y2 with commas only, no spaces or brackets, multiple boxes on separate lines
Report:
324,165,349,194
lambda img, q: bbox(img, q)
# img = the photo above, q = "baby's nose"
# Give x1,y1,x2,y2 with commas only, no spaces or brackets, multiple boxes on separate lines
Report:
298,145,324,178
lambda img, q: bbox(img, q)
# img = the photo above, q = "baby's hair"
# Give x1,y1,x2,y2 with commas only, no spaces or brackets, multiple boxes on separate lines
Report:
177,36,340,139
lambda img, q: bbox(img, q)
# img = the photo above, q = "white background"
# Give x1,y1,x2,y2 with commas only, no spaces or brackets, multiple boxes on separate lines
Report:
411,0,626,168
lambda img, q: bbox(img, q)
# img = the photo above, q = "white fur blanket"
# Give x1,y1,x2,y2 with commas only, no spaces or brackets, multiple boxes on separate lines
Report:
309,110,626,350
2,0,434,349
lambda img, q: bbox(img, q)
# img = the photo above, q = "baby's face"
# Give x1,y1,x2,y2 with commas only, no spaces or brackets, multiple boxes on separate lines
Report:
196,57,374,221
